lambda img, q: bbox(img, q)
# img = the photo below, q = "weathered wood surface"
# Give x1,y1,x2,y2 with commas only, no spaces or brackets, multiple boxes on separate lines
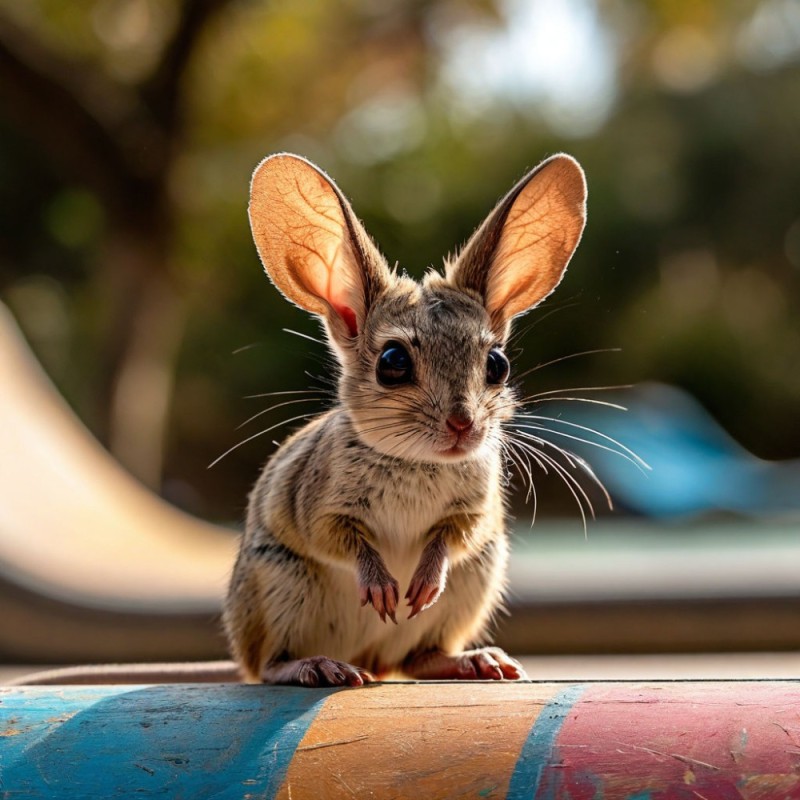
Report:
1,681,799,798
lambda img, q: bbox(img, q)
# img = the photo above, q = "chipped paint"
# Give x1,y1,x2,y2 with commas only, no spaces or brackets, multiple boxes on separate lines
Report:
0,682,798,798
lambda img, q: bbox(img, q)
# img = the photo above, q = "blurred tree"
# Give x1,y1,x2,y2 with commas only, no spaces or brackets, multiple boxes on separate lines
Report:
0,0,236,487
1,0,799,520
0,0,433,488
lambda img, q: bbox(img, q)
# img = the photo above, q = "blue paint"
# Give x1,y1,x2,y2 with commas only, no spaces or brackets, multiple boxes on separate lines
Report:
626,793,653,800
506,683,586,800
0,685,332,798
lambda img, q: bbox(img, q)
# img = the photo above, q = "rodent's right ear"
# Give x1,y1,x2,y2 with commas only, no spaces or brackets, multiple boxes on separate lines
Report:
248,153,390,343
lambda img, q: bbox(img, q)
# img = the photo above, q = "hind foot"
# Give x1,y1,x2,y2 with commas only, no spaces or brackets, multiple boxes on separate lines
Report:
262,656,375,687
404,647,527,681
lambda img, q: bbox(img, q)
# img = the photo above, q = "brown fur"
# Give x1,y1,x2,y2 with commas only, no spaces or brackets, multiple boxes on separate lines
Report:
223,152,586,685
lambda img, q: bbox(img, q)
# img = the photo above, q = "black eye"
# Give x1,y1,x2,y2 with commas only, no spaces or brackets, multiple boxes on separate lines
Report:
486,348,510,385
377,342,413,386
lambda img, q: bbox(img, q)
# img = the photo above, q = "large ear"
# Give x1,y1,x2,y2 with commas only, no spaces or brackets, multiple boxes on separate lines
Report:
446,153,586,338
248,153,391,343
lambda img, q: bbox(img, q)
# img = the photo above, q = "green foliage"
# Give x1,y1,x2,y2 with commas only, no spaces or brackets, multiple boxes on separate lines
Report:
1,0,799,518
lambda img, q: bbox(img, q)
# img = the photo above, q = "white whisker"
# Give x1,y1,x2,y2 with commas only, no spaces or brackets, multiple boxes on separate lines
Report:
514,348,622,382
237,396,323,430
571,454,614,512
517,430,614,514
244,389,326,400
525,384,633,400
504,439,538,524
509,433,590,536
209,413,314,468
283,328,326,345
520,396,628,411
514,421,650,473
517,414,649,469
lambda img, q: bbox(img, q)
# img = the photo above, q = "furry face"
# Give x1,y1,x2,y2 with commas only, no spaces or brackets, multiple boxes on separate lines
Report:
344,279,515,464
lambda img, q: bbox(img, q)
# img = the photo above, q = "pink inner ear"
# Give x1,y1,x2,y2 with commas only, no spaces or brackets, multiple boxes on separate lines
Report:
333,303,358,337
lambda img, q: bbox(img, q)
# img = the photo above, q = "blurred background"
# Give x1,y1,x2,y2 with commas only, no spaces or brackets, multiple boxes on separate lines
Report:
1,0,799,671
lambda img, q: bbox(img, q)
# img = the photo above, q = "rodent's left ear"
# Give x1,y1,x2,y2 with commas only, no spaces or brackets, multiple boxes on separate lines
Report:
446,154,586,337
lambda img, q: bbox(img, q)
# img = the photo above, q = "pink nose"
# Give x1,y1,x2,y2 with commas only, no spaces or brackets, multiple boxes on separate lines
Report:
446,413,474,434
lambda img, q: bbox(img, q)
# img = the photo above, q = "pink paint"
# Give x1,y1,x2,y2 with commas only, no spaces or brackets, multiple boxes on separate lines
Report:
539,682,800,799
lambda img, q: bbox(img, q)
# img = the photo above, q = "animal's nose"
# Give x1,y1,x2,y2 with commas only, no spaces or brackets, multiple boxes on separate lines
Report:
446,412,474,434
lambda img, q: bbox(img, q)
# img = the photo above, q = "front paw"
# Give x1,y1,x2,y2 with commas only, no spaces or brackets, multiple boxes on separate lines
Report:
405,570,446,620
405,537,449,619
358,573,399,624
356,541,399,623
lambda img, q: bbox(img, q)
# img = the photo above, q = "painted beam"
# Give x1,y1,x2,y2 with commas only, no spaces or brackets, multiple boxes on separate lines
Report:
1,681,799,798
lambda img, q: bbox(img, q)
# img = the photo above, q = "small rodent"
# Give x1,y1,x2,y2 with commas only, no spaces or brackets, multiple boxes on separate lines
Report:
223,152,587,687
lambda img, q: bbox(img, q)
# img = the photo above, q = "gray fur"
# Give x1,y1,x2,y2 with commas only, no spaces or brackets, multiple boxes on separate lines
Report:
224,152,586,684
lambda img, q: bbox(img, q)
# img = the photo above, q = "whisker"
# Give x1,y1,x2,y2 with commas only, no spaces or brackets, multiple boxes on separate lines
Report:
490,386,630,421
491,395,626,421
539,450,592,538
533,441,593,526
232,342,263,355
520,396,628,411
516,431,613,512
509,434,589,535
504,440,538,524
571,454,614,512
283,328,326,346
208,413,314,468
525,384,633,400
513,348,622,382
354,407,431,423
505,432,549,474
236,396,324,429
305,370,338,388
372,424,429,460
515,419,650,472
518,413,646,461
244,389,327,400
355,422,408,437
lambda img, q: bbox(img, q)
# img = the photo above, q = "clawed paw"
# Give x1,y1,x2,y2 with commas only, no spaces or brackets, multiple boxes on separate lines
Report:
282,657,375,688
460,648,527,681
359,577,400,624
405,573,445,619
405,540,448,619
406,647,528,681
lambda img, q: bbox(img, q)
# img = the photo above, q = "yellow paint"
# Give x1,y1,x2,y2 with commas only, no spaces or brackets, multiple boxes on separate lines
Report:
683,767,696,784
275,682,564,800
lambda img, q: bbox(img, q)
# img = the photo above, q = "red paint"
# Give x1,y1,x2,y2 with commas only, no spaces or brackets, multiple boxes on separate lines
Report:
540,683,800,799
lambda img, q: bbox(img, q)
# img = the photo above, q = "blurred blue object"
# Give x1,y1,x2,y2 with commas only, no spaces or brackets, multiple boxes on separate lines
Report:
545,383,800,518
